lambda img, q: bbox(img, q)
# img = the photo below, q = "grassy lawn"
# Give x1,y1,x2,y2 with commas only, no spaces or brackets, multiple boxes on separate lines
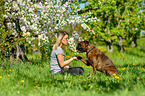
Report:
0,38,145,96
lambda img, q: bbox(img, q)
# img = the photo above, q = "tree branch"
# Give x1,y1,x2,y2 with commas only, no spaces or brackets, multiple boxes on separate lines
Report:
77,6,99,14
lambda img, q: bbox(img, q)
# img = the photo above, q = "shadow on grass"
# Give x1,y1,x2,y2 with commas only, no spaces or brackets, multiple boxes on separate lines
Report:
139,47,145,53
125,48,145,58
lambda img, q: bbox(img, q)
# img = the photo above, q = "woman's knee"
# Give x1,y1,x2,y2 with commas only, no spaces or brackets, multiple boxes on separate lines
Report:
78,67,84,75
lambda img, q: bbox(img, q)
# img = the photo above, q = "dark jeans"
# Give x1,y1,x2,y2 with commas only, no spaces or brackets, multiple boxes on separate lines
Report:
59,67,84,75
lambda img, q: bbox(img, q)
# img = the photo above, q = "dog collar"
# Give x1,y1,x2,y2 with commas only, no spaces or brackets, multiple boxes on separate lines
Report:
86,46,95,57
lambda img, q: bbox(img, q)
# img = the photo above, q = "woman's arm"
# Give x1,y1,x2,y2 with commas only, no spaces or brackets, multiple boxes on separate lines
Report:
57,54,77,68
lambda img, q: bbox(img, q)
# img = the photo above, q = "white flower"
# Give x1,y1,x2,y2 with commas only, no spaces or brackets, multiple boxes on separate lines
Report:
38,41,41,46
68,37,74,44
3,15,8,18
81,23,87,29
26,32,30,36
13,2,19,10
21,26,26,32
8,0,12,2
55,26,59,29
28,8,33,12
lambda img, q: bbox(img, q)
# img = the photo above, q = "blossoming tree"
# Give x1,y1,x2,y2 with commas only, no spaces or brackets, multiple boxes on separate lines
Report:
2,0,92,61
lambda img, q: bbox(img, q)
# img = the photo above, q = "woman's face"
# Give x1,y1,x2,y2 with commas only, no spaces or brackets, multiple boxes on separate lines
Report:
61,34,69,45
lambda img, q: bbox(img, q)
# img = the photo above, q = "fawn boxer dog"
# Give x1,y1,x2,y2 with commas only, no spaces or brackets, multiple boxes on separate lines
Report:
76,40,118,76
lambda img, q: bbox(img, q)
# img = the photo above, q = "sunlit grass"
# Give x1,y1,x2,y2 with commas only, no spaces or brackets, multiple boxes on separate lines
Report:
0,38,145,96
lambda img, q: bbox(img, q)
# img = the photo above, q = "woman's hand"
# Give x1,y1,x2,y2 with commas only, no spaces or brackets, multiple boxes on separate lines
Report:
64,66,70,69
72,56,78,60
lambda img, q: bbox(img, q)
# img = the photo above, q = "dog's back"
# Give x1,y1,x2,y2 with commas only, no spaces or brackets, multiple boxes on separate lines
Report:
88,46,119,76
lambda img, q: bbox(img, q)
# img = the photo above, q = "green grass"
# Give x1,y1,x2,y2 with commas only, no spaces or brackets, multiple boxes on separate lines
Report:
0,38,145,96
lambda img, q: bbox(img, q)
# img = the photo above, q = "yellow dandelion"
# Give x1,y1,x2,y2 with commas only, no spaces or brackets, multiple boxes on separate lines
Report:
17,82,19,83
113,80,116,83
96,85,98,87
85,66,90,68
88,84,92,87
7,75,10,77
133,63,136,65
5,70,6,72
21,80,24,82
9,70,11,72
35,81,38,83
98,47,101,49
35,86,37,88
124,47,126,50
66,56,70,58
87,77,90,79
115,76,119,79
0,76,2,78
113,73,116,76
122,68,125,70
103,49,107,51
82,65,85,67
90,66,92,68
139,58,141,60
46,65,49,66
84,80,86,82
142,68,144,70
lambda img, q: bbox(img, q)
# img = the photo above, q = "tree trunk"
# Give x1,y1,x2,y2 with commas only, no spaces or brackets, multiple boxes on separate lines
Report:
118,36,124,52
131,35,137,47
107,38,113,52
16,44,29,61
14,18,29,61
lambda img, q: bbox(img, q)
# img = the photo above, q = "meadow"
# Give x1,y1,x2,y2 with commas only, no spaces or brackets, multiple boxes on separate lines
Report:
0,38,145,96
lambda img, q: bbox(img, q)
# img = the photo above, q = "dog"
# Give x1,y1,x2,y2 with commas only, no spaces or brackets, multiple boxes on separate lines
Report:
76,40,118,76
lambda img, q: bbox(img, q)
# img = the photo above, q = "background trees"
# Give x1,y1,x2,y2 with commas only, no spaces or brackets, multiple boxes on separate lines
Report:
0,0,145,61
78,0,145,52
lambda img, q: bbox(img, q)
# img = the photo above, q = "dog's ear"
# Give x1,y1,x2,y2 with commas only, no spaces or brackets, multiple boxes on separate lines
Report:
84,40,89,47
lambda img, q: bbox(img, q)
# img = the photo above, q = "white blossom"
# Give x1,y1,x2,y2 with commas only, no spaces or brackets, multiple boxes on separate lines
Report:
21,26,26,33
4,0,93,51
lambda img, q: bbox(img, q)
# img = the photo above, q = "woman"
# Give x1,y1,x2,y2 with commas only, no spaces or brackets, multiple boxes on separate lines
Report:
50,31,84,75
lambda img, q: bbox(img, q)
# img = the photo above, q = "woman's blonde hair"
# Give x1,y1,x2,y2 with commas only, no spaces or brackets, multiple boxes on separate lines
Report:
52,31,69,49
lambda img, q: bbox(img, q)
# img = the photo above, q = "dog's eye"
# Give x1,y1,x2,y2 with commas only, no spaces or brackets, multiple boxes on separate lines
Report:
78,43,82,46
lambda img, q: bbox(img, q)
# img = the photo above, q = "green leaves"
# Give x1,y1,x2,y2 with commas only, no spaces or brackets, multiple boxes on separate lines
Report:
78,0,144,51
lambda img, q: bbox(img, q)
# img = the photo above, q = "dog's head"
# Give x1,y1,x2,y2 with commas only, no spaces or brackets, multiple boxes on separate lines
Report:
76,40,89,53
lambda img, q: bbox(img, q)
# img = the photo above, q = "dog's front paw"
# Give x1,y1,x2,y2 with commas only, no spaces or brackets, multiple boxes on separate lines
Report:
76,56,82,60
